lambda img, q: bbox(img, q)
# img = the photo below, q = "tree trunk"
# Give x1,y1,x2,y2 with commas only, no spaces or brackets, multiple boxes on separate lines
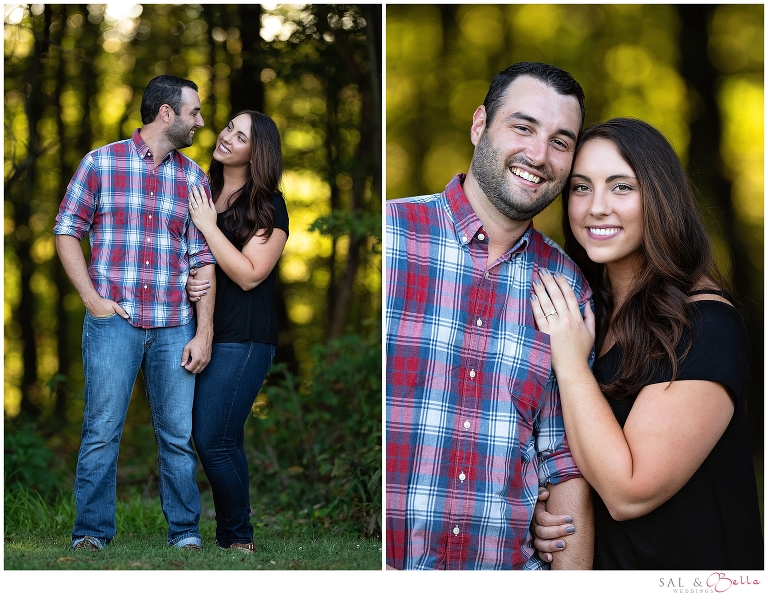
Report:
51,5,71,420
201,4,221,130
13,6,55,417
323,83,341,331
230,4,264,114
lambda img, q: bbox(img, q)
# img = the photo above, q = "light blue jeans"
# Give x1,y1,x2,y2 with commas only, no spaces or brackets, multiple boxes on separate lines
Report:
71,313,201,549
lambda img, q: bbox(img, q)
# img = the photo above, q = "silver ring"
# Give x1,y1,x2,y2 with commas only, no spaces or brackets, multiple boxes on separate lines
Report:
545,309,557,317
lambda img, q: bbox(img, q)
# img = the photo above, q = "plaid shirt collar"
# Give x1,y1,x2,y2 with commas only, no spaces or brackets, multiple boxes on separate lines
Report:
443,173,532,257
131,128,177,165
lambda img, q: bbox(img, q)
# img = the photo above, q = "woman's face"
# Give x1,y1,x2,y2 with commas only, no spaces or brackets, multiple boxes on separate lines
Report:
212,113,252,167
568,138,643,271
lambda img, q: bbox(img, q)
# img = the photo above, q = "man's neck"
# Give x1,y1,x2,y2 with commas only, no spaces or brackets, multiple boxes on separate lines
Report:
138,123,175,168
463,171,531,266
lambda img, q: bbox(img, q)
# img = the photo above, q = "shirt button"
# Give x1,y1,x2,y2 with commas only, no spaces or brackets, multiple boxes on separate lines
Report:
143,285,147,289
145,261,149,265
150,192,153,196
459,472,466,481
453,526,460,535
146,238,150,242
469,369,475,378
149,215,152,219
476,318,482,327
463,420,470,429
478,233,485,241
484,271,489,279
461,235,468,243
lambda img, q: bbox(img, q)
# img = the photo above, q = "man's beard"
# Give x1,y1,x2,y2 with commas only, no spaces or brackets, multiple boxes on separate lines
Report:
470,130,564,221
165,116,194,149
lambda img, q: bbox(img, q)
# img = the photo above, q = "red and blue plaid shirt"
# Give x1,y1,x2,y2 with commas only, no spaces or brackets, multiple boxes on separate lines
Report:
54,129,215,329
386,174,593,570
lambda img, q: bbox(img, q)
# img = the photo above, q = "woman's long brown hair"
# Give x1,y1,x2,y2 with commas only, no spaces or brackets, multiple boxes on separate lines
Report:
208,110,283,245
561,118,730,401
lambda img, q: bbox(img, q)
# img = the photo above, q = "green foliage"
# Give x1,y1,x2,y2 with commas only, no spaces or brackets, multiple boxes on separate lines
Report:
310,209,382,244
4,421,63,496
5,3,382,423
249,330,382,537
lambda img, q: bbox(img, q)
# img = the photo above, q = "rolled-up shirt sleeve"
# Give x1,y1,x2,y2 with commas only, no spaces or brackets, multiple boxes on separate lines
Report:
53,153,99,239
535,376,582,486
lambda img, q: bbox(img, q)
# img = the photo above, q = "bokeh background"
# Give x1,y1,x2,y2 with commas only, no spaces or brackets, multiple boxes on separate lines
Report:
387,3,763,525
5,3,381,539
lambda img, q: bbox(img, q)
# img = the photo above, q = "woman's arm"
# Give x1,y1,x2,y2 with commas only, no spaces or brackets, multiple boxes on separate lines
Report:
532,270,734,521
189,185,287,291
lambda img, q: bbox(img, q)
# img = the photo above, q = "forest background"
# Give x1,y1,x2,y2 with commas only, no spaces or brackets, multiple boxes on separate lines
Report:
4,2,382,544
387,3,763,527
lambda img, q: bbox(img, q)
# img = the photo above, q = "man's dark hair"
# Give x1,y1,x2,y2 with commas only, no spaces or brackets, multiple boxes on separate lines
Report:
483,62,585,130
140,75,198,124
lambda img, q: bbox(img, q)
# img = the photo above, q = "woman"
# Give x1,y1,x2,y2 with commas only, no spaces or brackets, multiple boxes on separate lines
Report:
186,110,288,553
530,118,762,569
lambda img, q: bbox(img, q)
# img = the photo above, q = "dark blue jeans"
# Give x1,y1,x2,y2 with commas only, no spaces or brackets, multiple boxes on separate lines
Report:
192,341,275,546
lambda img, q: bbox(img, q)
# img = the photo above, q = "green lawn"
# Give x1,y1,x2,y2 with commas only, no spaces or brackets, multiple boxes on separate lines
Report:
4,487,381,570
4,531,381,570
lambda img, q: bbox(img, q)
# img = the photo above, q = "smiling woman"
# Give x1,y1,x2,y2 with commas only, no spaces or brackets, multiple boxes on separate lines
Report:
185,109,288,554
568,138,643,274
531,118,763,569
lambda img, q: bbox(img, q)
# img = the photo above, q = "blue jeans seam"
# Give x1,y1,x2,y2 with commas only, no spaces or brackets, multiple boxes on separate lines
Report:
219,344,252,506
145,370,167,510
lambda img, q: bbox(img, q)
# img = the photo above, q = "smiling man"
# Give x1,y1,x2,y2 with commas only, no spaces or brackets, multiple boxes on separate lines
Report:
54,75,216,552
386,63,594,569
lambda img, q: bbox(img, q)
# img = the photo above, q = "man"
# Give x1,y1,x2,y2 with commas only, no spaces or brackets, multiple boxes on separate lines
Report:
386,62,594,569
54,75,216,552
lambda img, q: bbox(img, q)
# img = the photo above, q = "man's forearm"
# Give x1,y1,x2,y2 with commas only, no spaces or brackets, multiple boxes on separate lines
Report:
546,477,594,569
193,264,215,333
55,234,100,309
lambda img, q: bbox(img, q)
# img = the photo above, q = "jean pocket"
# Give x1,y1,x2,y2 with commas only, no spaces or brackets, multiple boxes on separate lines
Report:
86,310,120,320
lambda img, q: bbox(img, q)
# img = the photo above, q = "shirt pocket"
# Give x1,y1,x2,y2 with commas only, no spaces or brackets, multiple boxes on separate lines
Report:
505,326,552,461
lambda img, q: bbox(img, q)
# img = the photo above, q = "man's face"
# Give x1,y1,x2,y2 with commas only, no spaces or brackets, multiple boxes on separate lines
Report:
165,87,204,149
468,76,581,222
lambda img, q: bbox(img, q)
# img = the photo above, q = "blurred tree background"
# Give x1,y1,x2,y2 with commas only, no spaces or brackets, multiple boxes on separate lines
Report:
4,3,381,538
387,4,763,486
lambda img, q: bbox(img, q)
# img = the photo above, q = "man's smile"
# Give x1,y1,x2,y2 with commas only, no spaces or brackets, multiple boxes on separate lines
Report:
509,165,543,184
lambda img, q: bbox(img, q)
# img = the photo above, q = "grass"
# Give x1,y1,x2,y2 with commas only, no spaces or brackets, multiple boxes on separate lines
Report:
4,486,381,570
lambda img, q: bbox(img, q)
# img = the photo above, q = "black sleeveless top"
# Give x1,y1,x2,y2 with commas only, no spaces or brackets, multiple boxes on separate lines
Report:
211,191,289,345
592,296,763,570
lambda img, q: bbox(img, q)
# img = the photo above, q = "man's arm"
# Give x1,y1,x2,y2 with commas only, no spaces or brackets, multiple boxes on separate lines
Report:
180,263,215,373
545,477,593,569
55,234,129,318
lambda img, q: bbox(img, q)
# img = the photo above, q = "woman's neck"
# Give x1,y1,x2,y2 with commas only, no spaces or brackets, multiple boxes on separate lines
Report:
605,256,641,314
222,164,247,190
597,266,636,358
214,164,248,207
